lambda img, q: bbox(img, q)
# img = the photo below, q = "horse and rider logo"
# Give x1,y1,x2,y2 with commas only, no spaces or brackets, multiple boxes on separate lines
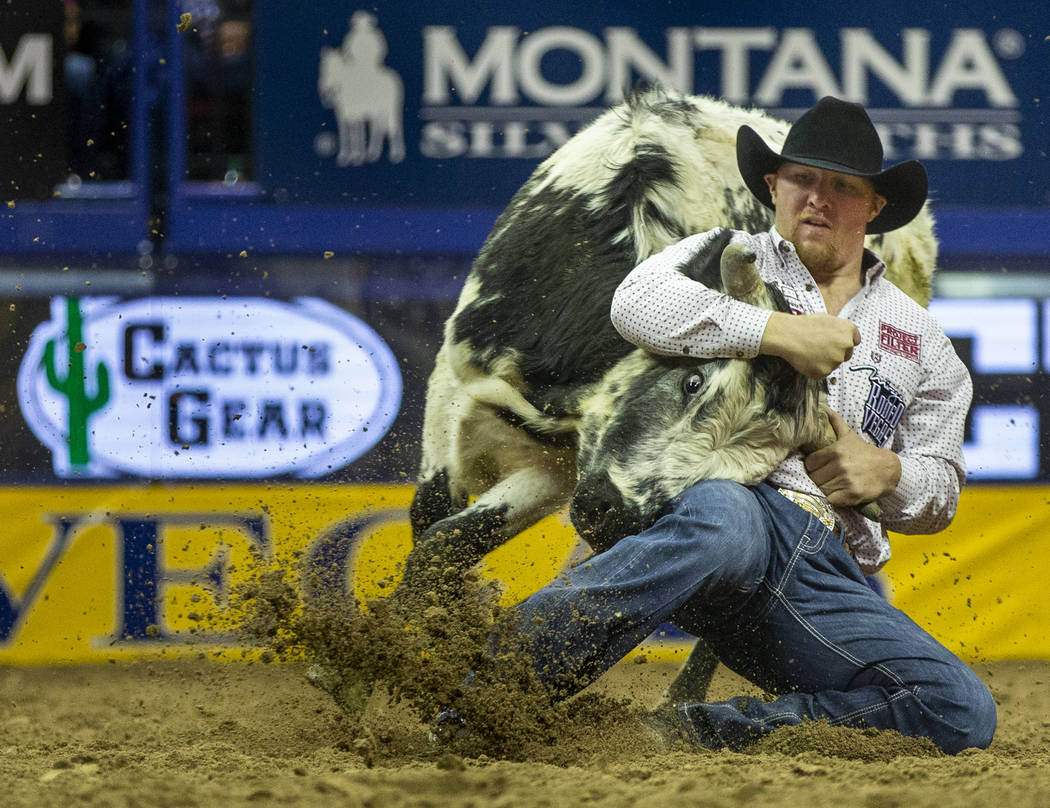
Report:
318,10,406,166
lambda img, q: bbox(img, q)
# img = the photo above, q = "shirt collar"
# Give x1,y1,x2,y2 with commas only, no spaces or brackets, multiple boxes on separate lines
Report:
861,248,887,287
768,225,791,255
767,226,887,288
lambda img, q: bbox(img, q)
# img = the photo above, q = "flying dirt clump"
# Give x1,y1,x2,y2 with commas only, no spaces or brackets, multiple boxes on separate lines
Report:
232,556,663,764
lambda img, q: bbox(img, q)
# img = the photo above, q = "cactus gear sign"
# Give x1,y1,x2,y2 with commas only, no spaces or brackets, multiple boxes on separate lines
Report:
17,297,402,478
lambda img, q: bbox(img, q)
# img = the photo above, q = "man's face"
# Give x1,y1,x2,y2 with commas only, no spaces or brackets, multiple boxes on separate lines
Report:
764,163,886,277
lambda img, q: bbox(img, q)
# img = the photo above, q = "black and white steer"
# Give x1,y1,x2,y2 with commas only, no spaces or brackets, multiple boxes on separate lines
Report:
400,88,936,609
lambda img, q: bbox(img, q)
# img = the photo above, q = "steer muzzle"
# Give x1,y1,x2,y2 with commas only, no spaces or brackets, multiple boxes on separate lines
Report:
570,472,646,553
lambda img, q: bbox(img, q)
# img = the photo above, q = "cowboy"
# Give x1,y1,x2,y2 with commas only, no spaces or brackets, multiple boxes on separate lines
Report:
500,97,996,753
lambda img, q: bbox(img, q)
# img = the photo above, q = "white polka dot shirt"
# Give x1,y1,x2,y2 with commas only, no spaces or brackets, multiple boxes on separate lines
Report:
610,227,972,574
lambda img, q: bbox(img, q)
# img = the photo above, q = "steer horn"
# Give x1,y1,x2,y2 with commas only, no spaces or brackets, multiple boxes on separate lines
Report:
720,242,762,300
721,242,884,523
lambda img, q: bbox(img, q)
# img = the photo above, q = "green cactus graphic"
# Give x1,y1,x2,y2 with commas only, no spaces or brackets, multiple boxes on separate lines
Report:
42,297,111,468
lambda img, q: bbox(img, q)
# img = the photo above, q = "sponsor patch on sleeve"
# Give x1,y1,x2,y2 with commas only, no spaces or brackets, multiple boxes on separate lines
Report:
879,321,921,364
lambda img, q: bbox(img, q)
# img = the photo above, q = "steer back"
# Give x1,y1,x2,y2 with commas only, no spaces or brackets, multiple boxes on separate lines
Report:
401,86,937,601
429,91,799,432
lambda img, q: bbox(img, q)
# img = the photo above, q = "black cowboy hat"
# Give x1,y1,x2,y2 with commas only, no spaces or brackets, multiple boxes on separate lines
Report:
736,96,927,234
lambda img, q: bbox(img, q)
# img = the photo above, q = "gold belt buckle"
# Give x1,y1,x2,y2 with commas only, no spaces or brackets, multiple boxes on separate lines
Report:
777,487,837,533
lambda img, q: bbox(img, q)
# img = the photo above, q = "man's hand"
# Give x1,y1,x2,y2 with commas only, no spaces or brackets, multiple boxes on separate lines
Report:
760,311,860,378
804,410,902,506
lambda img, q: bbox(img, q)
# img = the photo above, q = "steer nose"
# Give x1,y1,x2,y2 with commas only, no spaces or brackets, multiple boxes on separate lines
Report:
570,472,642,554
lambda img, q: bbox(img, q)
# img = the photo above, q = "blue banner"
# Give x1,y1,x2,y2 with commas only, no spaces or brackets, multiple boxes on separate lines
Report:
254,0,1049,209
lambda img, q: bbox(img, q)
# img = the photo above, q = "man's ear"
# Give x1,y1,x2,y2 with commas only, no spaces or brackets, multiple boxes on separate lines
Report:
764,173,778,205
868,192,888,222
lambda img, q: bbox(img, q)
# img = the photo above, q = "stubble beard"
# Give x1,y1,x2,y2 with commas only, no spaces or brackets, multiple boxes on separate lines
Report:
795,240,839,278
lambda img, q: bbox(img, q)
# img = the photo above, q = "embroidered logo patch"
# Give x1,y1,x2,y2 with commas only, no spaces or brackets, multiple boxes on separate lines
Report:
879,322,921,363
852,366,905,446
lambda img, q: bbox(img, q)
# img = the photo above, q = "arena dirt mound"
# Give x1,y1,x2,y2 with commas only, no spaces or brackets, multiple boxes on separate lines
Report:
232,556,947,768
748,720,943,761
6,659,1049,808
232,556,668,765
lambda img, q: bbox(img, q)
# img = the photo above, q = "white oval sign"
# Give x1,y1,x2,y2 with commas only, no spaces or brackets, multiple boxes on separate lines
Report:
17,296,403,478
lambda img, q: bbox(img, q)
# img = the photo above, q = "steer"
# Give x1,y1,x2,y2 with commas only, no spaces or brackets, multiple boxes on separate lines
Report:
398,89,935,640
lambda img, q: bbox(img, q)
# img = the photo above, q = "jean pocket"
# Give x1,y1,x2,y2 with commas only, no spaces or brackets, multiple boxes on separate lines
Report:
797,516,829,555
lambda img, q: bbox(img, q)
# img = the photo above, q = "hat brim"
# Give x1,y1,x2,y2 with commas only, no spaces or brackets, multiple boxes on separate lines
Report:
736,125,927,235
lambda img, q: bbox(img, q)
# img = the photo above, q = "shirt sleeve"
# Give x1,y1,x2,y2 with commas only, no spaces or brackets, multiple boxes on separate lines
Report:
879,326,973,534
610,231,773,359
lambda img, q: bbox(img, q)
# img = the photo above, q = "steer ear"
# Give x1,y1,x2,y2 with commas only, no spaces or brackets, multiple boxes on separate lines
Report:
720,242,761,300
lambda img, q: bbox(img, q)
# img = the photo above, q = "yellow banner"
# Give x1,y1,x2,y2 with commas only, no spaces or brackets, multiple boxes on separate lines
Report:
0,484,1045,664
0,484,579,664
884,485,1049,662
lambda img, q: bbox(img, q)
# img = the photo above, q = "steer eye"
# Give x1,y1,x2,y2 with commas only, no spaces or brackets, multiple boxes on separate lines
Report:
682,373,703,396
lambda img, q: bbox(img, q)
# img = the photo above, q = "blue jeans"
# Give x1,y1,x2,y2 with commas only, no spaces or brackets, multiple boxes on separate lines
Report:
508,480,996,754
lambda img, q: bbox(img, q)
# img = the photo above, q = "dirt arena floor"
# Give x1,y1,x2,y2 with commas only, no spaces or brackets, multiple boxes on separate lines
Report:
3,653,1049,807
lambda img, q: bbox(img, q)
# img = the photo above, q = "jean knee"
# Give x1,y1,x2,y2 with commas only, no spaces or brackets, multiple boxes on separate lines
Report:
955,672,997,751
668,479,768,586
923,665,998,753
673,480,758,528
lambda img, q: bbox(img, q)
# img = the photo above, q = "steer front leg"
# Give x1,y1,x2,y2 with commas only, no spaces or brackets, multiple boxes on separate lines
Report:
410,468,468,539
395,463,576,604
